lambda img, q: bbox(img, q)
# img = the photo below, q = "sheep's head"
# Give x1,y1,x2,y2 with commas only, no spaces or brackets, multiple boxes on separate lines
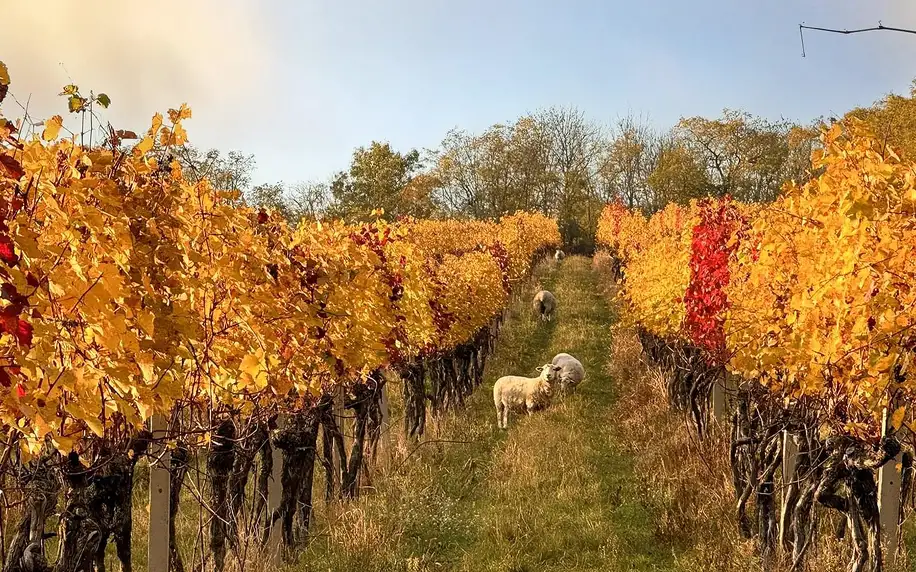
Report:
538,363,561,383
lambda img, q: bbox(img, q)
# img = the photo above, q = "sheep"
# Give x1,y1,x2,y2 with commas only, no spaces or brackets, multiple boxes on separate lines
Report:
493,363,561,429
532,290,556,322
554,249,565,261
551,352,585,393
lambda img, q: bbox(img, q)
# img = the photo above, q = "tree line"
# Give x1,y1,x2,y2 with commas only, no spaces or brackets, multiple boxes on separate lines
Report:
181,81,916,253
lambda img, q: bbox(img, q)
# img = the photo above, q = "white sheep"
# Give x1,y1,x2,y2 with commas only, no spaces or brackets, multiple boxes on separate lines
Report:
554,249,565,261
532,290,556,322
551,352,585,393
493,363,561,429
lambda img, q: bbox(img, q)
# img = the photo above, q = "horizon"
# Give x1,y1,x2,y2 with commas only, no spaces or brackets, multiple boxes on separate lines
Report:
3,0,915,188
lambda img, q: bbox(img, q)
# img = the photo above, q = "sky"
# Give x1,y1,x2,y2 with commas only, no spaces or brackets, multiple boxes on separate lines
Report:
2,0,916,188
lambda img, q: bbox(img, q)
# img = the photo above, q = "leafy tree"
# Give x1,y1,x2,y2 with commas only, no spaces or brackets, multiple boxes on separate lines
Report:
507,116,557,213
434,107,602,231
435,125,511,218
399,172,441,219
676,110,816,203
844,80,916,159
328,142,432,222
646,136,710,211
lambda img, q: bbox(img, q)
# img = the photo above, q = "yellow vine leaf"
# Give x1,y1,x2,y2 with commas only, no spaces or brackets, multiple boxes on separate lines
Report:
137,353,155,383
240,351,268,388
84,417,104,438
135,136,154,156
891,406,906,431
68,96,84,113
41,115,63,141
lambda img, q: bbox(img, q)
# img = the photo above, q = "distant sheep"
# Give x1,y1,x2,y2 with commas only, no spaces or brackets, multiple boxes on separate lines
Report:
554,249,566,261
493,363,561,429
532,290,556,322
551,352,585,393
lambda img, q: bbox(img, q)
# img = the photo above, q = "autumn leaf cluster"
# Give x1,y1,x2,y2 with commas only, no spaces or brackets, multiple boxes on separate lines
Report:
0,105,559,456
599,201,695,339
597,120,916,436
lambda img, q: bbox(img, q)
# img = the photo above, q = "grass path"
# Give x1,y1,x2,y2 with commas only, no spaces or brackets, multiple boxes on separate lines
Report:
303,256,677,571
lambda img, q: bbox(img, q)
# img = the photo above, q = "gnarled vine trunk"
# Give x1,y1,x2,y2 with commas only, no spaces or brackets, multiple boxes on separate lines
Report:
57,433,150,572
169,443,190,572
207,418,236,572
263,405,321,551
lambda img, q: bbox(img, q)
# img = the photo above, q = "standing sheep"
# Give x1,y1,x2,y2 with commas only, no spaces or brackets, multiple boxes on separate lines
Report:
532,290,556,322
551,352,585,393
493,363,561,429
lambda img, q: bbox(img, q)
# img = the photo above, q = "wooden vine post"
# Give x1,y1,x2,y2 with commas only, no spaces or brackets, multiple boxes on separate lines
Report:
379,380,391,467
877,407,903,565
265,414,286,564
329,385,347,502
711,370,726,421
148,414,170,572
712,371,737,423
778,430,799,549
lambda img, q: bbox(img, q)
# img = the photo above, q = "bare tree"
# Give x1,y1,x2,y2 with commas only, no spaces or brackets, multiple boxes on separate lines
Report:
287,181,332,221
598,113,661,209
175,146,256,195
534,106,605,242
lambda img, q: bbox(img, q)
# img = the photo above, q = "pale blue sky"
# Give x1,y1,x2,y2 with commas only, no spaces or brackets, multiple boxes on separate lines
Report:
6,0,916,187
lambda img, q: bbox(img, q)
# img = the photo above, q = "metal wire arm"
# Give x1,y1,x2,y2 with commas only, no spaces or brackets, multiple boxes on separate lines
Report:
799,20,916,57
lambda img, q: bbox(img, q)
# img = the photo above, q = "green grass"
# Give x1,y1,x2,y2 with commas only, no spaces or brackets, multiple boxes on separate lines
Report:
297,255,678,571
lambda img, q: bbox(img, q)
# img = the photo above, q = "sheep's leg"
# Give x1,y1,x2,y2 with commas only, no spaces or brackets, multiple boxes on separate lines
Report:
496,404,505,430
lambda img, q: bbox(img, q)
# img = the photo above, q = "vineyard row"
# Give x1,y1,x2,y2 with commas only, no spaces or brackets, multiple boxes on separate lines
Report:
0,101,560,570
596,119,916,570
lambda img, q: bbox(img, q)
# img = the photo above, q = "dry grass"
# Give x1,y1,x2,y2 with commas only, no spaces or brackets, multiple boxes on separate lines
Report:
591,249,614,275
602,317,759,571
